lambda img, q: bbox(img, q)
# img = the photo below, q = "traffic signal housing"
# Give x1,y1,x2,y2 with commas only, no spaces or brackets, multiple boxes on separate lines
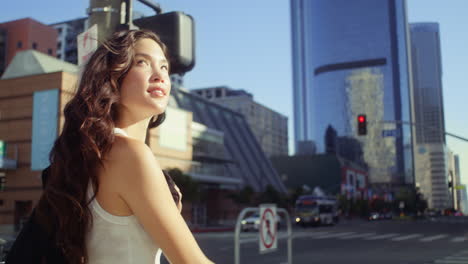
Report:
357,114,367,135
134,11,195,75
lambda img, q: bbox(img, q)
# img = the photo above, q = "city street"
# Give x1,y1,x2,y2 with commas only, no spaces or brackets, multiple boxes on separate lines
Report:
162,219,468,264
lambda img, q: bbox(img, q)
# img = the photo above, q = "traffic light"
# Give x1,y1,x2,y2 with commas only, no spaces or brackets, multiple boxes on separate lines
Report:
357,114,367,135
134,12,195,75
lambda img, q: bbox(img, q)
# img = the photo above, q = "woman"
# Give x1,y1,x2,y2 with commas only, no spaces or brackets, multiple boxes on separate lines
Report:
35,30,214,264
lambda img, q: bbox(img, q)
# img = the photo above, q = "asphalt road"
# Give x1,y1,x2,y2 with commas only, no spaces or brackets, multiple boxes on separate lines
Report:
161,219,468,264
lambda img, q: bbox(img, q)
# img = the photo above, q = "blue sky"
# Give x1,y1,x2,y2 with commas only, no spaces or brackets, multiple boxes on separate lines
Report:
2,0,467,186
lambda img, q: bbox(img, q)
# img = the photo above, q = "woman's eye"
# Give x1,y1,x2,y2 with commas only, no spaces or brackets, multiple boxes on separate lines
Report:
161,65,169,70
136,59,148,66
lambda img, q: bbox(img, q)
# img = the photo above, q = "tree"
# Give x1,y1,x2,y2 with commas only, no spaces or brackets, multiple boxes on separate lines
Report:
227,185,255,205
166,168,200,202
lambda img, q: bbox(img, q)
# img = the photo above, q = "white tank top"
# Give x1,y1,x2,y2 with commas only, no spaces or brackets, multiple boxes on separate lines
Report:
86,127,162,264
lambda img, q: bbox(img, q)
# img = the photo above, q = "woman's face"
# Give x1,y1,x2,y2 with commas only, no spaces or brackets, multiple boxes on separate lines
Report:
119,38,171,120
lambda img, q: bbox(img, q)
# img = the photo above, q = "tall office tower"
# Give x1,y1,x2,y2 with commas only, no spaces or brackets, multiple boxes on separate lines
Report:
410,23,449,209
290,0,414,191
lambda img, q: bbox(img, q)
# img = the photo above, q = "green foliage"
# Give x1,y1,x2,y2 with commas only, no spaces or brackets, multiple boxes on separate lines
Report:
166,168,200,202
259,184,288,208
228,185,255,205
392,186,428,215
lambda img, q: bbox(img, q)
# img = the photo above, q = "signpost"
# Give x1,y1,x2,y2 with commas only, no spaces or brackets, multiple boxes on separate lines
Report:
77,24,98,66
234,206,292,264
259,204,277,253
0,141,4,157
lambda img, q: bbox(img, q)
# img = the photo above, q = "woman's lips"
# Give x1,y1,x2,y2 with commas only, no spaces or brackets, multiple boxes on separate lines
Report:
148,87,166,97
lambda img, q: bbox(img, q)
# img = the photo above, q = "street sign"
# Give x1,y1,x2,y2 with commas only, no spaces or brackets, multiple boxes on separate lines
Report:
382,129,401,137
77,24,98,66
0,141,4,157
259,204,277,253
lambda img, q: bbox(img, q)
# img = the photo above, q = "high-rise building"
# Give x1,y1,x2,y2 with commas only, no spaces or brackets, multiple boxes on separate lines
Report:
461,187,468,215
191,86,289,158
50,18,88,65
290,0,414,190
410,22,449,209
0,18,58,76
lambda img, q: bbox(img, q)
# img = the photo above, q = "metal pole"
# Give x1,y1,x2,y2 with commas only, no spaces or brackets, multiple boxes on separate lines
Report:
88,0,123,43
379,120,468,143
278,208,293,264
136,0,162,14
234,207,257,264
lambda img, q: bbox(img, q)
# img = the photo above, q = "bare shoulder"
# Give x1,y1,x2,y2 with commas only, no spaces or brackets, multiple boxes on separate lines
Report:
109,135,153,160
106,136,157,169
101,135,161,190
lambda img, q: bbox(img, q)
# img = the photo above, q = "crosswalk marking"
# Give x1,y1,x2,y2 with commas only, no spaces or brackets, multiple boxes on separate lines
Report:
391,234,423,241
314,232,355,239
420,234,448,242
365,233,400,240
293,231,330,239
451,237,467,242
339,232,376,239
196,230,468,244
435,260,468,264
432,249,468,264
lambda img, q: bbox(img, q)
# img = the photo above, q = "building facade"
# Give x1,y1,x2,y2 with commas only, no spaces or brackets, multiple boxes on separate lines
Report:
410,23,449,209
0,18,58,76
191,86,289,157
290,0,414,187
50,18,88,65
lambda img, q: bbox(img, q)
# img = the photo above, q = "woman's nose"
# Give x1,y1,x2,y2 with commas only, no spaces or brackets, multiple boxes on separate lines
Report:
151,69,164,83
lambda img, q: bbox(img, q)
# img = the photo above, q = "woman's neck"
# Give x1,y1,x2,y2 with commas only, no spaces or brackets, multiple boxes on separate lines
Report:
114,118,151,143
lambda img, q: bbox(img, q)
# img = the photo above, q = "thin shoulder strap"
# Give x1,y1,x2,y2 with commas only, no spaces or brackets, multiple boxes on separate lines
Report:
113,127,128,137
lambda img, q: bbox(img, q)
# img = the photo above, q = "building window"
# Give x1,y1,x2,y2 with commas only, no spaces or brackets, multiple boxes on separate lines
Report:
17,41,22,48
32,42,38,49
215,89,221,98
48,48,53,55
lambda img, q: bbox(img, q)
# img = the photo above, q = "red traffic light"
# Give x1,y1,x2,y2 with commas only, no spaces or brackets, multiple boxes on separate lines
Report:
358,115,366,123
357,114,367,135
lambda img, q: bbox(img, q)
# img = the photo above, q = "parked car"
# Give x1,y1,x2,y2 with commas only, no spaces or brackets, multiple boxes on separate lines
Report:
368,212,380,221
241,213,282,232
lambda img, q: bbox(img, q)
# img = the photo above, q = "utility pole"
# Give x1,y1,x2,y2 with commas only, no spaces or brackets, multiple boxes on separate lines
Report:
88,0,134,43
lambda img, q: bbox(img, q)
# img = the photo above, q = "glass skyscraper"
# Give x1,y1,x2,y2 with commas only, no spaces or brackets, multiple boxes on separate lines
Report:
291,0,414,186
410,23,449,209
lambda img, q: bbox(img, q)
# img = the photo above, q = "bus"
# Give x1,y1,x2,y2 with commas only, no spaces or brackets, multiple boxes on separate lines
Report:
294,195,338,226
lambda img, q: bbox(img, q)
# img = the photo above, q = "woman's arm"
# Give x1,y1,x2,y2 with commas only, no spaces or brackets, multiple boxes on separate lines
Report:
111,139,213,264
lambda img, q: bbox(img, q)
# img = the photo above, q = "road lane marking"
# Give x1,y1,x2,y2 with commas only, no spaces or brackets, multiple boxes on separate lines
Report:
435,259,468,264
314,232,355,239
339,232,376,239
451,237,468,242
420,234,448,242
293,231,330,239
391,234,423,241
365,233,400,240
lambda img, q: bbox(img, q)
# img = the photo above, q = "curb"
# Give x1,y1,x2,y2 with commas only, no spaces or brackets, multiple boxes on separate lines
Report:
191,227,234,233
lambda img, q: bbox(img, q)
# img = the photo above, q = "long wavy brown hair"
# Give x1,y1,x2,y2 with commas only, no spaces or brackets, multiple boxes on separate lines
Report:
35,29,178,264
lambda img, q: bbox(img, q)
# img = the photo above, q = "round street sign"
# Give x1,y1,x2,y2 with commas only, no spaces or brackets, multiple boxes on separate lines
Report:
259,204,277,253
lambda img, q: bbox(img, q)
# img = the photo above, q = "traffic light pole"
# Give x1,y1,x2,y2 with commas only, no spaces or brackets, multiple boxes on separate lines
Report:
136,0,162,14
380,120,468,143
